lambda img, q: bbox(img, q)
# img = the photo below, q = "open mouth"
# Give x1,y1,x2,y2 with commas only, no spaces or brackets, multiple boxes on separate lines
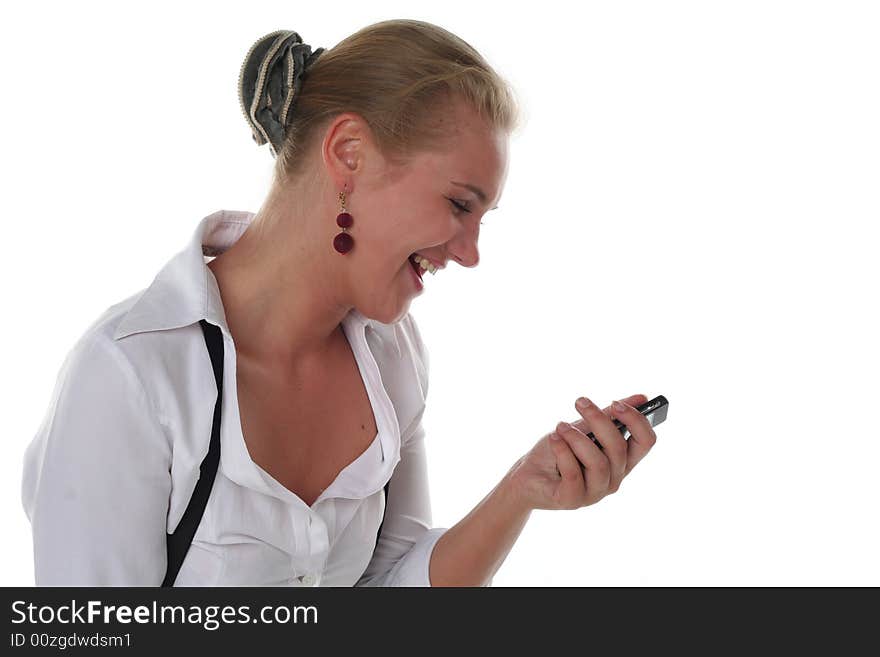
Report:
408,253,424,281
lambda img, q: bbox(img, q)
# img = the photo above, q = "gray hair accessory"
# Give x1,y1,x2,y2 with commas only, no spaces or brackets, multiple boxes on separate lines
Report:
238,30,325,158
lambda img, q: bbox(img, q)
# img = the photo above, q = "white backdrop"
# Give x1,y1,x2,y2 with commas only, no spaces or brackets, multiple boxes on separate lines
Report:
2,0,878,586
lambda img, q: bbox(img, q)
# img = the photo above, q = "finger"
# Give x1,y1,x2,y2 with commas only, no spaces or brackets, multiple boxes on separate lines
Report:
549,431,585,506
602,394,648,441
556,421,610,503
574,399,627,493
608,398,658,476
602,393,647,416
570,393,647,436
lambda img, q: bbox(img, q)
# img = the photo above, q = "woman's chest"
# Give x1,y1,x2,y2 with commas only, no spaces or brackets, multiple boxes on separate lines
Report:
234,340,379,507
178,480,385,586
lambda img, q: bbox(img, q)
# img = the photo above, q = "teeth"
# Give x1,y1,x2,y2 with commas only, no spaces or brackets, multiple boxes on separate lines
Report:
413,254,437,275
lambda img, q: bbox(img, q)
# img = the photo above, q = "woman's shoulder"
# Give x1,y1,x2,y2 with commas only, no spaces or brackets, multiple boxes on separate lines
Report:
398,311,429,391
63,287,191,380
24,289,216,502
73,287,145,347
52,288,151,390
365,310,429,395
355,310,431,444
23,291,174,512
54,287,217,437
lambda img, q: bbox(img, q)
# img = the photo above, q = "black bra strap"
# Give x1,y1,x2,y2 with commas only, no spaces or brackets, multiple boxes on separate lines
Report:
161,319,224,587
374,479,391,554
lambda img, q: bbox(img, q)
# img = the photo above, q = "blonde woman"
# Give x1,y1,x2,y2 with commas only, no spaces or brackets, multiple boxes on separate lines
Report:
22,19,657,586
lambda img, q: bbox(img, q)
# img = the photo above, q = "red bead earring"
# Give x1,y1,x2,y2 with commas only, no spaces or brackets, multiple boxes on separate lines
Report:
333,188,354,254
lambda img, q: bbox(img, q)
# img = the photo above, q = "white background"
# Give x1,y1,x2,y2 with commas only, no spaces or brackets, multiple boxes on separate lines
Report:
2,1,878,586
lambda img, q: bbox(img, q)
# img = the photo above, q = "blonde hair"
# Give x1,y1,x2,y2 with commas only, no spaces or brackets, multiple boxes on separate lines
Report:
271,19,522,184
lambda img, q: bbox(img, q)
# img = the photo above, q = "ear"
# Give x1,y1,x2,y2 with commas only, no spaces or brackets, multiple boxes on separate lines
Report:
320,112,372,192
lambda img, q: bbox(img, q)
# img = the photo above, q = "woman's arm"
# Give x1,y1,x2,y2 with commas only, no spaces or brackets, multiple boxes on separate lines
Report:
428,466,531,587
21,334,172,585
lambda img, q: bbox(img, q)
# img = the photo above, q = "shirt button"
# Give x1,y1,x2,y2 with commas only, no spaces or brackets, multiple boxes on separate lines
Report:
301,572,317,587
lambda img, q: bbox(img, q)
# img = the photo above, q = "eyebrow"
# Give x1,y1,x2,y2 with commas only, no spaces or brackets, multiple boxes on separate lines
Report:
450,180,499,210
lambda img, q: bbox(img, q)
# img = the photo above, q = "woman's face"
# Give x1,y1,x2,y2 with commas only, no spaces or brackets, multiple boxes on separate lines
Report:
350,101,509,323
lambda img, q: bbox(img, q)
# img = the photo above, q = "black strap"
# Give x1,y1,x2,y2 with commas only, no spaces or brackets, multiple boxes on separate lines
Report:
161,319,224,587
374,479,391,554
162,319,391,586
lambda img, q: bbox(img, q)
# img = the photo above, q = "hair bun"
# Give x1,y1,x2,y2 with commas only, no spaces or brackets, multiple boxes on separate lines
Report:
238,30,325,158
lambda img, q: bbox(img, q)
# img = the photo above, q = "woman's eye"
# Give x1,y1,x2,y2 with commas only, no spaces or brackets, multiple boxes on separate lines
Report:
447,197,471,215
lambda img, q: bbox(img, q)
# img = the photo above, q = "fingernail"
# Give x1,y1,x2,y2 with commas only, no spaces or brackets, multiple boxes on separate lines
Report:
612,400,626,412
556,421,570,433
576,397,592,409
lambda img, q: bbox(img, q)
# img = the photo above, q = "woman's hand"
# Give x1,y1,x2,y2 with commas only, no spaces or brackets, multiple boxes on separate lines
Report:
505,394,657,511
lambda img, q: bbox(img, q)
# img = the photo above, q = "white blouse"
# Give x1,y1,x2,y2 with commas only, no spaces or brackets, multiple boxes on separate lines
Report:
21,209,448,586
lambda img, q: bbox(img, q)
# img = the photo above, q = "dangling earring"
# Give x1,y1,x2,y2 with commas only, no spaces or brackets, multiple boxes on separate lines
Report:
333,187,354,254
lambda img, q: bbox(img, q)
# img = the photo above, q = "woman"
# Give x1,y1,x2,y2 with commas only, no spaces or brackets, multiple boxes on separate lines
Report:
21,19,657,586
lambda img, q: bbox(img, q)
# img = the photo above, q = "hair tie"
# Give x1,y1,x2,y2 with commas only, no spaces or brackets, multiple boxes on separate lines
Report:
238,30,325,157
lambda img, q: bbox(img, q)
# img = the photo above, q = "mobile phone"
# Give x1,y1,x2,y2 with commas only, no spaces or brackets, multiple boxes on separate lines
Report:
582,394,669,449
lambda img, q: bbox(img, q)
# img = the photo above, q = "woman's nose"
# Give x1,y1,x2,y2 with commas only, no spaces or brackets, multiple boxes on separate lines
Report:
447,223,481,268
447,242,479,268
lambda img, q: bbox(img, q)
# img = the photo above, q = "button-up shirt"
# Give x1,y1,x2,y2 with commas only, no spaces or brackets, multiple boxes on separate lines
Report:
21,209,447,586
